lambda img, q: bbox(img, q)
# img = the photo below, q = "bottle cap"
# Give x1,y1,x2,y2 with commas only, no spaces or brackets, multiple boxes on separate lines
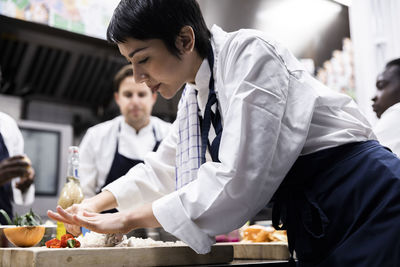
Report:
69,146,79,154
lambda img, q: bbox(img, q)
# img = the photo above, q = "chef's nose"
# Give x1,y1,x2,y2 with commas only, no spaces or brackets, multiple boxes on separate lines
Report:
133,66,149,83
372,90,383,102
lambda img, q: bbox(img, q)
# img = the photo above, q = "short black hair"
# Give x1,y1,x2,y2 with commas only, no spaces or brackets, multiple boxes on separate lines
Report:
386,58,400,79
107,0,211,59
113,64,133,92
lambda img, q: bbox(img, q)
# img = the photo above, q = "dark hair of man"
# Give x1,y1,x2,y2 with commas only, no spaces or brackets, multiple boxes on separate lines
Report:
113,65,133,92
386,58,400,79
107,0,211,59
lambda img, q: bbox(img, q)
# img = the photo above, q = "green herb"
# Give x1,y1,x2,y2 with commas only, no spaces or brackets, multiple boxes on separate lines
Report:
67,238,76,248
0,208,42,226
0,209,13,225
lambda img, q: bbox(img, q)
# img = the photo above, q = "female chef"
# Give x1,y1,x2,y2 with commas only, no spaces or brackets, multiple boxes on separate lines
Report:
48,0,400,266
79,65,171,200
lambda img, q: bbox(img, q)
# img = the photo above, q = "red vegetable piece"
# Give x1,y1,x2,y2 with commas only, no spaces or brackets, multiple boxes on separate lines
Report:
61,234,74,241
45,238,61,248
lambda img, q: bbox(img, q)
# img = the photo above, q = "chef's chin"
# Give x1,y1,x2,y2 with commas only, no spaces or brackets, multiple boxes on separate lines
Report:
159,86,183,100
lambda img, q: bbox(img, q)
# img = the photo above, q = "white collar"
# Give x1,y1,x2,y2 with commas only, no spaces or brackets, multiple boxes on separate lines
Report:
120,116,152,136
186,25,229,117
381,102,400,118
187,59,210,117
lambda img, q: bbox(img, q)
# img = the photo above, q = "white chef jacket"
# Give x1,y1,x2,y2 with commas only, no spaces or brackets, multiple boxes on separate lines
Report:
79,115,171,198
0,112,35,205
373,102,400,157
104,25,376,253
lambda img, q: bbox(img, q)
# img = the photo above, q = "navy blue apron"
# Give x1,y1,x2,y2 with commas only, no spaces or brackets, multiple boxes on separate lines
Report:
100,123,161,213
0,132,13,225
203,45,400,266
272,140,400,267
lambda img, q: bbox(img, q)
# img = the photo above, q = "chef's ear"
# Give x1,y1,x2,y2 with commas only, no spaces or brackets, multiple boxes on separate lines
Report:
175,26,195,54
151,91,158,104
114,92,121,106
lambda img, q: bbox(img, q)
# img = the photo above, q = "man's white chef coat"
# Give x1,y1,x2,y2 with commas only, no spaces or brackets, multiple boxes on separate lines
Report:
0,112,35,205
373,102,400,157
104,25,376,254
79,115,171,198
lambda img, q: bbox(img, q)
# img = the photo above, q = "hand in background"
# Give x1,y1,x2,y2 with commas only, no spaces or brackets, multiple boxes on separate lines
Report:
16,165,35,193
0,155,31,186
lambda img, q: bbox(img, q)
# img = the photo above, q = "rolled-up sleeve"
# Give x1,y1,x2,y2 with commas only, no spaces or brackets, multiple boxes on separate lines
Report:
103,120,178,211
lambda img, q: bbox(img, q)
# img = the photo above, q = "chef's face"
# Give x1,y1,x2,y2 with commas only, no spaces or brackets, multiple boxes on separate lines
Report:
117,27,199,99
114,76,157,127
372,65,400,118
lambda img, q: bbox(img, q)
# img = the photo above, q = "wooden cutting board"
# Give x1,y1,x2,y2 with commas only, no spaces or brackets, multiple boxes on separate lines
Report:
0,245,233,267
217,242,289,260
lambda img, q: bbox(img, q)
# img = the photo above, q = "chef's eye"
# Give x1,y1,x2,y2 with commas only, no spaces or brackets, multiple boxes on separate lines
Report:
138,92,147,98
377,81,388,90
138,57,149,64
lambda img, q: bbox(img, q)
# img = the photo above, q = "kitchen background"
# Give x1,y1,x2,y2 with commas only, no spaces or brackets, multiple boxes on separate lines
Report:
0,0,399,218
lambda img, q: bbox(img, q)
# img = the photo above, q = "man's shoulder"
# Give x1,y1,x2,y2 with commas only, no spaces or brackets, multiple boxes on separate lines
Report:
0,112,19,133
151,116,171,126
85,116,121,138
150,116,172,138
0,112,17,126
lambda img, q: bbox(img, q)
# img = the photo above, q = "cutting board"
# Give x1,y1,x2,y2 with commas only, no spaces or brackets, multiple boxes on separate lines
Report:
217,242,289,260
0,245,233,267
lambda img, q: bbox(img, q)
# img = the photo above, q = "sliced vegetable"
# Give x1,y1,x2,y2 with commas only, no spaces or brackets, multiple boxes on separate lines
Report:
67,238,76,248
60,234,73,248
46,234,80,248
45,238,61,248
60,238,67,248
61,234,74,241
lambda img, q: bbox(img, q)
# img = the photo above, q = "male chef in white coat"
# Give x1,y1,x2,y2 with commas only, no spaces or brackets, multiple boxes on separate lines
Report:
372,58,400,156
79,65,171,201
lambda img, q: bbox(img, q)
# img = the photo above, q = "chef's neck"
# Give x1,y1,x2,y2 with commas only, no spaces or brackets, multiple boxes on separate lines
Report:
125,118,150,134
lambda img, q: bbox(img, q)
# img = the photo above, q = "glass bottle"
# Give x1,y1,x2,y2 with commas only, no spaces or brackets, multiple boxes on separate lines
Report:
56,146,84,239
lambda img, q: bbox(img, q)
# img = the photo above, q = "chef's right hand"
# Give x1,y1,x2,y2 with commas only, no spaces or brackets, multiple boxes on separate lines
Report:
64,203,94,236
0,155,30,186
48,201,95,236
48,191,118,236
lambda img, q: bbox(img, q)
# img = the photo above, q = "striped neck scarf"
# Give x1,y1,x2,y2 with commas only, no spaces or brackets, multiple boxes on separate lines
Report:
175,87,203,189
175,45,223,189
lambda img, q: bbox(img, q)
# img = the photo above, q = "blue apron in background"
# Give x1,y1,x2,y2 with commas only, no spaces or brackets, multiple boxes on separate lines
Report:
99,124,161,213
272,140,400,267
0,132,13,225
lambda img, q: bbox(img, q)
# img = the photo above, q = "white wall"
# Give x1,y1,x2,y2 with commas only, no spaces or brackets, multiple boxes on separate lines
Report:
349,0,400,125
